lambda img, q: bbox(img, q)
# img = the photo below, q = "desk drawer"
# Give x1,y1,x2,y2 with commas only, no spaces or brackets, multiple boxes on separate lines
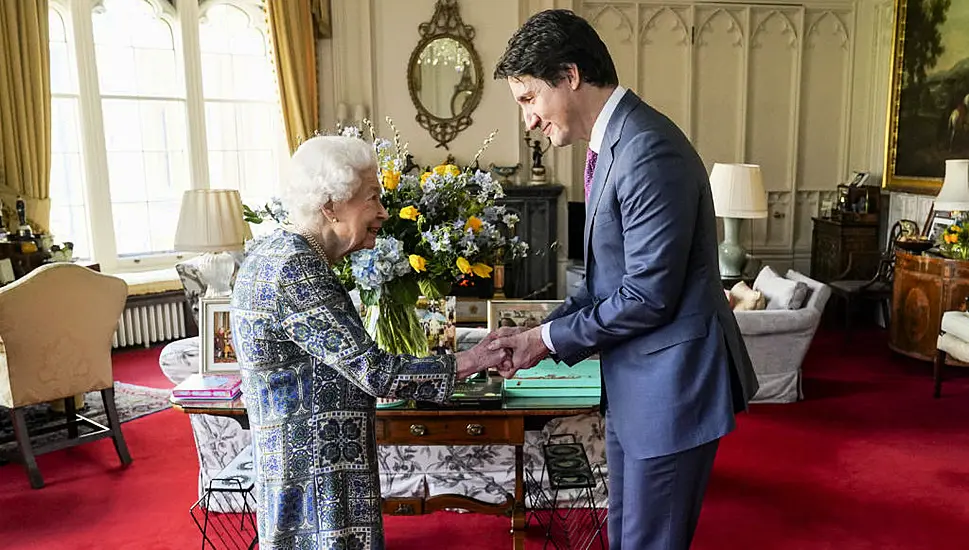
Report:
376,416,522,445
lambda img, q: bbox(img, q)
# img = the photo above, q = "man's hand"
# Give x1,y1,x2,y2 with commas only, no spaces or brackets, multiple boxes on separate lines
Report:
489,326,549,378
455,331,511,379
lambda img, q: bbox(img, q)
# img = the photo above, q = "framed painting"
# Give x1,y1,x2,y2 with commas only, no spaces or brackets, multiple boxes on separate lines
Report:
199,296,239,373
884,0,969,193
415,296,457,356
487,300,562,331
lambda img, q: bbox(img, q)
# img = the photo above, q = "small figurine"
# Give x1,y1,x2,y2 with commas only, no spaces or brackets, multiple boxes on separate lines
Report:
15,196,31,238
524,135,551,184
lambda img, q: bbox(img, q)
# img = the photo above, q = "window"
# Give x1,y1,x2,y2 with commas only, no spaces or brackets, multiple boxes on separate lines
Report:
48,6,92,260
48,0,286,271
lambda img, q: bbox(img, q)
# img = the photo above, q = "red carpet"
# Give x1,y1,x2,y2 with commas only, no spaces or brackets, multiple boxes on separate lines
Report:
1,329,968,549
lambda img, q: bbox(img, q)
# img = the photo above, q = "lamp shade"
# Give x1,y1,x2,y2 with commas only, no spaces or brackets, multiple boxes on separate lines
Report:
934,159,969,212
709,163,768,218
173,189,252,252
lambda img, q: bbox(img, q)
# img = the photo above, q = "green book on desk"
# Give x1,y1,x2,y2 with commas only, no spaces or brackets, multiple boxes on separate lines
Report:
503,359,601,397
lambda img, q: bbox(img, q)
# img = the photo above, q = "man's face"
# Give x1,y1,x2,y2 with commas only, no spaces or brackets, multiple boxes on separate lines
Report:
507,72,580,147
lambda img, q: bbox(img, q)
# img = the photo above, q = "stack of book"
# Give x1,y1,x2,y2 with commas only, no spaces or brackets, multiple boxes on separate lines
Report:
170,373,242,405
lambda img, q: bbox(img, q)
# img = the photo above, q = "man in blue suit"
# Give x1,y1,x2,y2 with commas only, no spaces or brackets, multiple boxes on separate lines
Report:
491,10,759,549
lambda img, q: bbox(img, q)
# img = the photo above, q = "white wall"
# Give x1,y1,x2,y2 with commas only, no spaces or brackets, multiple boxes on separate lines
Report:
319,0,902,293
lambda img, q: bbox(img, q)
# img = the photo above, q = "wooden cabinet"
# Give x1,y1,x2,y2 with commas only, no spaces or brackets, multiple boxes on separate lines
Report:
498,184,563,300
810,217,880,283
889,251,969,363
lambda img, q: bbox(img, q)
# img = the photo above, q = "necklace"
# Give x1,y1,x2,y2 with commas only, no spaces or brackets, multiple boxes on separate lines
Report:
293,225,331,266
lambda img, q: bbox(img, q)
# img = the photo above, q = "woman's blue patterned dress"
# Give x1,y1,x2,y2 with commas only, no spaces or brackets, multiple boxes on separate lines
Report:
230,229,457,549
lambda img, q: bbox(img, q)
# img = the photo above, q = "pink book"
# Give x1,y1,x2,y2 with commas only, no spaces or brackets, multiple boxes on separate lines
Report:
172,373,242,399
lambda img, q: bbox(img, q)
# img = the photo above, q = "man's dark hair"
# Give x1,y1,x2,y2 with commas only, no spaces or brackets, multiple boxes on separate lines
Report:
493,9,618,88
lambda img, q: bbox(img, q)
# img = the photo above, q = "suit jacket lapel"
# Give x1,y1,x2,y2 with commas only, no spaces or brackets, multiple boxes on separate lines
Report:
583,91,637,274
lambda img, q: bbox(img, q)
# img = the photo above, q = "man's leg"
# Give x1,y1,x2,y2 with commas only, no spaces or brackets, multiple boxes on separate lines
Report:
605,411,624,550
620,439,719,550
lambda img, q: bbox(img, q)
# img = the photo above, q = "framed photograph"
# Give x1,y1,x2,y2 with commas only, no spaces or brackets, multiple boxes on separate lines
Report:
884,0,969,193
487,300,562,331
928,214,955,244
199,296,239,373
454,297,487,325
416,296,457,356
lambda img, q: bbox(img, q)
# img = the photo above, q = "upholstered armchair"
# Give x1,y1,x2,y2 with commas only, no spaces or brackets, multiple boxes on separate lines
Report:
0,263,132,488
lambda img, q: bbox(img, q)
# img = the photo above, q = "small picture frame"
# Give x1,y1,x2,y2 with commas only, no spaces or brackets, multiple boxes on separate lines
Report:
487,300,563,331
928,214,955,244
416,296,457,355
199,296,239,373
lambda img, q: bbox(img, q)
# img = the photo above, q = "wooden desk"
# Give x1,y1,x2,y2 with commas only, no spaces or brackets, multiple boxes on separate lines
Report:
890,251,969,362
173,396,599,550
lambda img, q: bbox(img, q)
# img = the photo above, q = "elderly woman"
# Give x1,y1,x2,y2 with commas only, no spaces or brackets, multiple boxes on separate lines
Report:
231,136,507,549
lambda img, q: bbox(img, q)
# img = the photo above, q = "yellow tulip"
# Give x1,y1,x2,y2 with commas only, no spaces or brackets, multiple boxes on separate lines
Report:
409,254,427,272
420,172,432,186
434,164,461,177
470,263,493,278
456,257,471,274
399,205,420,221
382,170,401,191
465,216,483,233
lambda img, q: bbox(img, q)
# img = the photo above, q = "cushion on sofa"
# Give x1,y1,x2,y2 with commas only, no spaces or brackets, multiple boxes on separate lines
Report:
730,281,765,311
754,266,808,310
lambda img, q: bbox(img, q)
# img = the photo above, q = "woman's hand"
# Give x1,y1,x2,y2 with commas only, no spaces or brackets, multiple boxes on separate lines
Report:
455,332,513,379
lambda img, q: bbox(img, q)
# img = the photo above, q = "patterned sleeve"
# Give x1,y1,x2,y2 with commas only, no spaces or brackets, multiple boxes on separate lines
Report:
276,251,457,403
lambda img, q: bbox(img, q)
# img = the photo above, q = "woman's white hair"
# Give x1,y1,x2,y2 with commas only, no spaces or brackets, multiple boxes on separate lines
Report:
281,135,377,229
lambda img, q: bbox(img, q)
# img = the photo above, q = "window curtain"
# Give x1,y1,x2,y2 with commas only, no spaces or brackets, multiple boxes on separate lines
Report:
267,0,325,154
0,0,51,232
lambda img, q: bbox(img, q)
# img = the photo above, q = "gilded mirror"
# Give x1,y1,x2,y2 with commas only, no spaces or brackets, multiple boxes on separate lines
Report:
407,0,482,149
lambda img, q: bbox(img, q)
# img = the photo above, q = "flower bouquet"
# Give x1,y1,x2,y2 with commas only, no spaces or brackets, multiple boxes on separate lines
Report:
336,120,528,356
938,214,969,260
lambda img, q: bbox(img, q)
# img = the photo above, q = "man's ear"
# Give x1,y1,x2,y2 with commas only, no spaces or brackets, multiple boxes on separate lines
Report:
565,64,581,91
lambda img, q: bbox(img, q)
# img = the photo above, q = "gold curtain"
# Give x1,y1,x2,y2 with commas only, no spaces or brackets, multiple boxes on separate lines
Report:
0,0,51,232
267,0,323,154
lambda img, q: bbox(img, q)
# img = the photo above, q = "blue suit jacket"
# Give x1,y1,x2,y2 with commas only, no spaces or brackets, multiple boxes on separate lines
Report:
547,90,759,460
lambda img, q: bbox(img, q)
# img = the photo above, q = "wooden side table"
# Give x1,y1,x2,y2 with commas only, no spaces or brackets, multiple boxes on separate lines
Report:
889,251,969,363
810,217,880,283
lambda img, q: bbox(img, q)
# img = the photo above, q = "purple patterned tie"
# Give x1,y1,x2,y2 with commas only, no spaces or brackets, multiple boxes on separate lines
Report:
584,148,598,200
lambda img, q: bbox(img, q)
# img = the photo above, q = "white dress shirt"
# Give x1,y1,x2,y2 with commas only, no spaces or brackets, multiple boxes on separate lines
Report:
540,86,627,354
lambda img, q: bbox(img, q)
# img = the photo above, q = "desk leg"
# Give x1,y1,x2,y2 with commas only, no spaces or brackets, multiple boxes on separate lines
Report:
513,444,525,550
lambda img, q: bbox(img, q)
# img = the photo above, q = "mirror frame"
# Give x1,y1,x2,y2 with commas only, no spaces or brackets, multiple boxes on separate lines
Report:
406,0,483,150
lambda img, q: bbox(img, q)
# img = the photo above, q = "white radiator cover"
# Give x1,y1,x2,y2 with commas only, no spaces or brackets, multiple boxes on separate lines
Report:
113,302,187,348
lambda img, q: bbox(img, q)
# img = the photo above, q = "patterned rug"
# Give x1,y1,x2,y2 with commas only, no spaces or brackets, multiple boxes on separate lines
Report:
0,382,171,463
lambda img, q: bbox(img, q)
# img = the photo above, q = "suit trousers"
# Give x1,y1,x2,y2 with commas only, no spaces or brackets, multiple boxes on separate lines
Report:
605,412,719,550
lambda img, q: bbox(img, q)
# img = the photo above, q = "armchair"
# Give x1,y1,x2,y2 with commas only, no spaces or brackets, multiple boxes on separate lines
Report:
0,263,132,488
733,270,831,403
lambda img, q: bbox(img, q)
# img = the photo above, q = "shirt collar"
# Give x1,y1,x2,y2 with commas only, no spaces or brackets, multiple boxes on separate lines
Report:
588,86,626,154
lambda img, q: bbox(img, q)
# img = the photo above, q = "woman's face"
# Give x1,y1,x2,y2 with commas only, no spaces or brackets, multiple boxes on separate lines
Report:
331,168,388,253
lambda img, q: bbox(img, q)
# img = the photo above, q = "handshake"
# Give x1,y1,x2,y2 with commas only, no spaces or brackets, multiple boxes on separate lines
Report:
455,326,550,380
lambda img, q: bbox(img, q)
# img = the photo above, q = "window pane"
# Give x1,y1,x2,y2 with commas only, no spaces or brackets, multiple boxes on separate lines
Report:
112,202,151,256
49,10,76,95
51,98,82,154
92,0,180,98
49,205,92,260
200,3,284,207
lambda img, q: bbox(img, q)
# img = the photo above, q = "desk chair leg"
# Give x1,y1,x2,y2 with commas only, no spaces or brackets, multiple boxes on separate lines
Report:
934,349,946,399
880,299,891,330
101,388,132,465
64,396,79,439
9,408,44,489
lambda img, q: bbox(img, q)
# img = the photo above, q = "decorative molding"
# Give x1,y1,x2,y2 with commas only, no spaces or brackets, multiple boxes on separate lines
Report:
587,4,635,44
640,6,689,46
806,10,849,50
751,10,797,49
697,8,744,48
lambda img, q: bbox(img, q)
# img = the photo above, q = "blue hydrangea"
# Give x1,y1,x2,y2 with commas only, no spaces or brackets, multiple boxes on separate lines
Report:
348,236,411,290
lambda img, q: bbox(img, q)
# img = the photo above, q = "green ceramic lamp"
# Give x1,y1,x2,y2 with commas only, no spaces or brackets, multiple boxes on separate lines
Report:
710,163,768,278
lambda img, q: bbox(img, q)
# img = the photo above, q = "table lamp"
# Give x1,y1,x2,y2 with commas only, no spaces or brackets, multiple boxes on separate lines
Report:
174,189,252,297
934,159,969,212
710,163,768,277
